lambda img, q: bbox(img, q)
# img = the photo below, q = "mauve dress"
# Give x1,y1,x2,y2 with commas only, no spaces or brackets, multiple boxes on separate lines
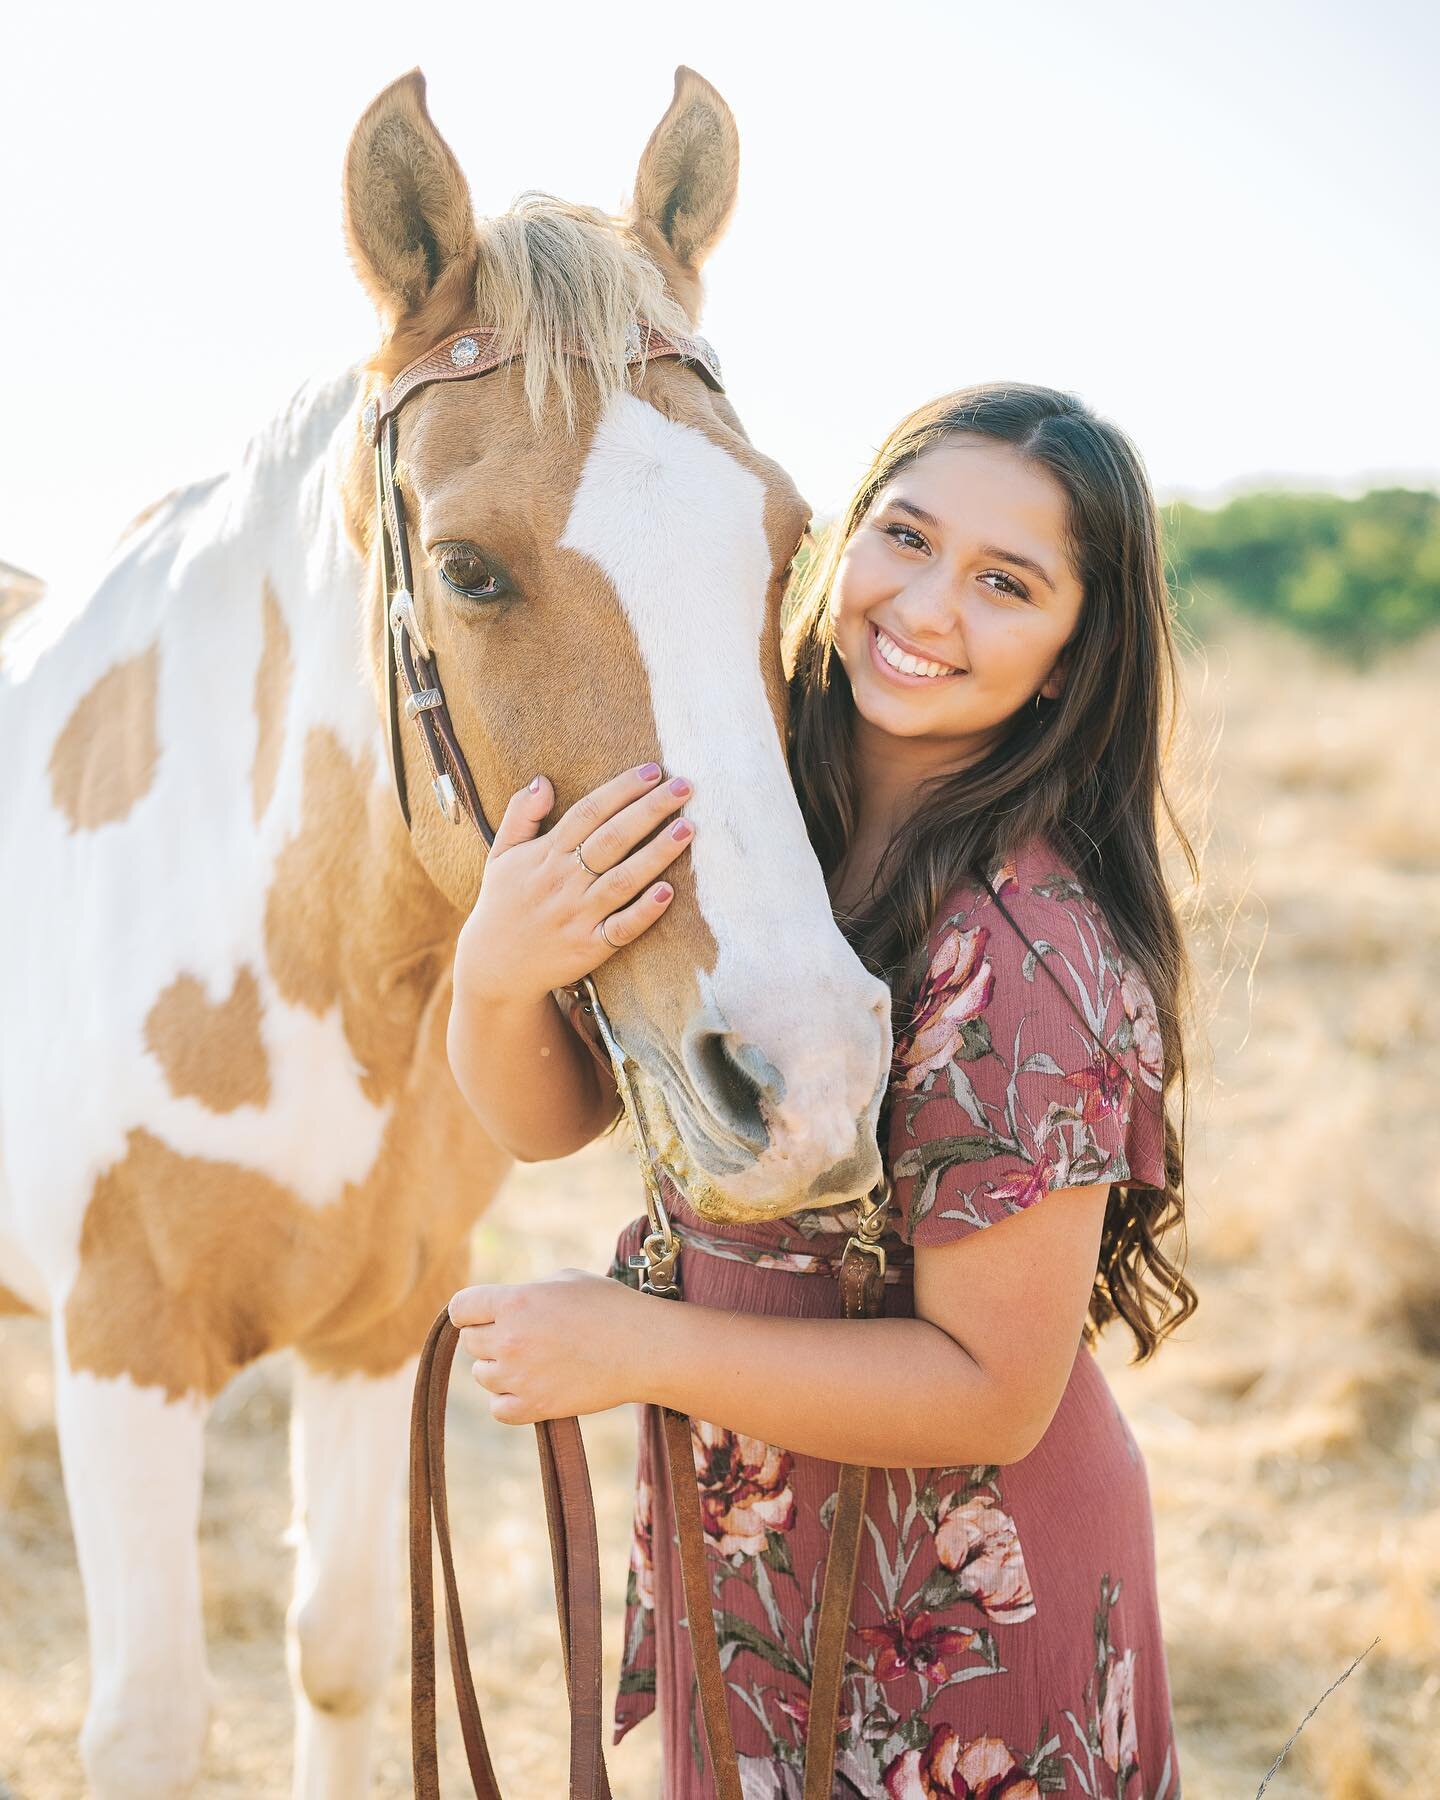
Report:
581,831,1182,1799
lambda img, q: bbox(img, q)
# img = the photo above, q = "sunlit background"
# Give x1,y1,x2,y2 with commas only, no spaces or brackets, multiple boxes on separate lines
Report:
1,0,1437,588
3,2,1439,1795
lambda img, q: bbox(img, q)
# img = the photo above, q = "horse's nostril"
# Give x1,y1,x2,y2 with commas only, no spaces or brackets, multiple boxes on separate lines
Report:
683,1031,781,1154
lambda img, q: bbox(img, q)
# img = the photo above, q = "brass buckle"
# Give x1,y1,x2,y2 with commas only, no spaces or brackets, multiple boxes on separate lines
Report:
628,1229,681,1299
842,1181,891,1278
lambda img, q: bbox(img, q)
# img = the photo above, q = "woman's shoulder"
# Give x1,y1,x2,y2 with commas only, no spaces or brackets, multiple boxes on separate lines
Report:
899,829,1163,1095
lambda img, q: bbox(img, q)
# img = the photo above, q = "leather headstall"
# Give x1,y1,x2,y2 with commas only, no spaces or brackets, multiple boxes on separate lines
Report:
363,321,725,841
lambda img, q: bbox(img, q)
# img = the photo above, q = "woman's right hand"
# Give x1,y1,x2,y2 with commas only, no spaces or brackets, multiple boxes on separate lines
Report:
453,762,696,1009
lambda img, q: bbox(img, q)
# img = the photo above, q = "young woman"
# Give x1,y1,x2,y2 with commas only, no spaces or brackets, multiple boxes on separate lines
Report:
446,383,1197,1799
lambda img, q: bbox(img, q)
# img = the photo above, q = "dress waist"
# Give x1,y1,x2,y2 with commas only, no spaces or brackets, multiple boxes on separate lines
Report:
669,1217,912,1285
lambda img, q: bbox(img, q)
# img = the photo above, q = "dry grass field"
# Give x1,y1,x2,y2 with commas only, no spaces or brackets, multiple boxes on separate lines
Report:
2,608,1437,1798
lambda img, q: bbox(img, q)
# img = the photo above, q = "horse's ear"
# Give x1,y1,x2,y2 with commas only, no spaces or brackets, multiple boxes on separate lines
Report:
343,70,477,336
629,67,739,314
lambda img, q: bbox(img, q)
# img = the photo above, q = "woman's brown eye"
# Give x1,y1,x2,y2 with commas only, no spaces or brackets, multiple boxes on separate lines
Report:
437,545,504,601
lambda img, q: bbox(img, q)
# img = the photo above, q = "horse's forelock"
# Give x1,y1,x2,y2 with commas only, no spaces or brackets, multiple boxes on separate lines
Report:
370,193,695,429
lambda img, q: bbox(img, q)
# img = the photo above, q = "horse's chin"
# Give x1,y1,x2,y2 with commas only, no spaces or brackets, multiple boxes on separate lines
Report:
631,1066,883,1226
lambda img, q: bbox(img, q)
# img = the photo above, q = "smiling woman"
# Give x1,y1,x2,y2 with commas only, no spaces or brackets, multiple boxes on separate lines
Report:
450,380,1199,1796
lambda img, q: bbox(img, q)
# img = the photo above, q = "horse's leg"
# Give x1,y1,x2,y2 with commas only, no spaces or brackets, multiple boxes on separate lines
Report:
52,1327,213,1799
287,1355,416,1799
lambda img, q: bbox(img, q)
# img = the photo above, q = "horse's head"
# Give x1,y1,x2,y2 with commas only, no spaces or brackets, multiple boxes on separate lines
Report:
340,68,890,1218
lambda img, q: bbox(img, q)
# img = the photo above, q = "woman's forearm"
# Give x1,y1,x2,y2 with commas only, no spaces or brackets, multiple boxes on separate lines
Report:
446,980,618,1161
632,1296,1023,1468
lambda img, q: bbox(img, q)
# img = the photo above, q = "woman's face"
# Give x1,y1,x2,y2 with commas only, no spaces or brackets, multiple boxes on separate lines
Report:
829,436,1086,766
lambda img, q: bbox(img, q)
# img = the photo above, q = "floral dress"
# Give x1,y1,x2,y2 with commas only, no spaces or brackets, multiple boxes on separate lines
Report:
593,831,1181,1799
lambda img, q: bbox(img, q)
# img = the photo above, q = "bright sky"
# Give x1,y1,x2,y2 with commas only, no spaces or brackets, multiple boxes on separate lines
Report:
2,0,1435,589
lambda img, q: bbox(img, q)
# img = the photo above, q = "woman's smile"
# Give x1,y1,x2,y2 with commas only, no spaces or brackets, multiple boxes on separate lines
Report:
868,619,968,685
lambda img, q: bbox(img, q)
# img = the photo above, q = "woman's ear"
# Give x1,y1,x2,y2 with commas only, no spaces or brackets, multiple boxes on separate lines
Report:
1039,646,1072,702
343,69,478,338
628,66,739,320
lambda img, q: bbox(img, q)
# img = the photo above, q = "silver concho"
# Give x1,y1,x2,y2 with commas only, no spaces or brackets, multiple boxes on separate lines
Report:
388,588,433,661
623,321,645,362
450,336,481,368
693,337,722,384
360,399,379,445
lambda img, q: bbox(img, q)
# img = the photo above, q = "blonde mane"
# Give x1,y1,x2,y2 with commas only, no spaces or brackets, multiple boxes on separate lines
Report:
470,192,695,427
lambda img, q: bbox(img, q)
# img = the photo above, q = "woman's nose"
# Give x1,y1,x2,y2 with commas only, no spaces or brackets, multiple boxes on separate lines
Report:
890,568,964,647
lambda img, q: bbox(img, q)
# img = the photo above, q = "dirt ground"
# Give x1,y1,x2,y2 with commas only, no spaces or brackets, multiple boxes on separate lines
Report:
2,612,1438,1798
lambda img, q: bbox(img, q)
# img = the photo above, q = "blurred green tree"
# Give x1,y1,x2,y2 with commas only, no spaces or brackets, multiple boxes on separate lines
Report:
1164,487,1440,662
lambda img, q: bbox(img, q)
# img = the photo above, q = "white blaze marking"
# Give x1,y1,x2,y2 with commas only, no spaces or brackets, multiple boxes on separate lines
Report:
559,393,888,1196
559,393,833,989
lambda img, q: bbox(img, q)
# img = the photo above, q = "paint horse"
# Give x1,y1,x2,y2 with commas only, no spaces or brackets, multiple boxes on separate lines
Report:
0,67,892,1799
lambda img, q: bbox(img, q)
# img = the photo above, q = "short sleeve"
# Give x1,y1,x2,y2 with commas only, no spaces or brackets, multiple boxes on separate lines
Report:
887,860,1167,1248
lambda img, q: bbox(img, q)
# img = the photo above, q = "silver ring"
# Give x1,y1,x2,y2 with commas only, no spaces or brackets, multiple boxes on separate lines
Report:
574,840,602,878
599,917,620,950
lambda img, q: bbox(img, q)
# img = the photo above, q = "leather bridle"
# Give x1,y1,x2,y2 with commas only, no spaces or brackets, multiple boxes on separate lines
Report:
378,318,889,1800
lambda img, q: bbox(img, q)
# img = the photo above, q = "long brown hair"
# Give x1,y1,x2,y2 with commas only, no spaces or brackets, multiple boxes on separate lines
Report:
784,383,1200,1362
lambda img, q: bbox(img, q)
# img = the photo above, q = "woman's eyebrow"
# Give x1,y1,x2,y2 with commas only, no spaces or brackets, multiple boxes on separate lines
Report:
979,543,1057,593
888,498,1058,593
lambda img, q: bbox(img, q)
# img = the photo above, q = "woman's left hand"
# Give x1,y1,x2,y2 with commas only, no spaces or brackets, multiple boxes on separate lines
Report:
449,1269,646,1425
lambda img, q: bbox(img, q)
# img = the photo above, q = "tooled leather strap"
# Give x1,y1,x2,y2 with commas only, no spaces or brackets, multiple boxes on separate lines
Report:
410,1310,613,1799
659,1409,744,1800
801,1244,886,1798
378,419,495,841
411,1249,884,1799
660,1238,887,1800
365,321,724,449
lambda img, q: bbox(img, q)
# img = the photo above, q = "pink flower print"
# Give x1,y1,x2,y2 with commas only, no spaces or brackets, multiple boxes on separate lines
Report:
984,853,1021,897
933,1495,1036,1624
856,1608,982,1683
775,1692,809,1734
629,1476,655,1611
1066,1046,1129,1125
1100,1646,1140,1775
1119,961,1164,1091
896,924,995,1090
981,1148,1061,1212
689,1421,797,1558
883,1726,1042,1798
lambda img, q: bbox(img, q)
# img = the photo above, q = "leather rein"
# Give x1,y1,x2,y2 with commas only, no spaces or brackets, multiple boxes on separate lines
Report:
374,319,889,1798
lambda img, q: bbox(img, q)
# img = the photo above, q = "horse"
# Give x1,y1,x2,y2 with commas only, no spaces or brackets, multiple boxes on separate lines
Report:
0,66,892,1797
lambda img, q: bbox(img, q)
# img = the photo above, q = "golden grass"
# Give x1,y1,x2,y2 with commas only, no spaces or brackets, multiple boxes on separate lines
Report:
2,609,1438,1795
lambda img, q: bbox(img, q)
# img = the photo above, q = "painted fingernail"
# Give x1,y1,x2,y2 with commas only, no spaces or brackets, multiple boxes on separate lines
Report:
668,776,691,796
653,883,673,902
670,819,693,841
528,775,543,793
638,762,661,781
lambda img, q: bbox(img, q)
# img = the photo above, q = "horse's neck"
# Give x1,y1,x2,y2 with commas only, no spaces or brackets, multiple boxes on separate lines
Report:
105,369,461,1026
248,376,464,1024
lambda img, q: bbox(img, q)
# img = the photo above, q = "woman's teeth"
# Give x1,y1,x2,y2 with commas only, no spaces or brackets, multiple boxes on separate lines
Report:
873,624,960,679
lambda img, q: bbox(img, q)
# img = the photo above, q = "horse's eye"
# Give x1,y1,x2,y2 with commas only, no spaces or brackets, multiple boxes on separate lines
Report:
436,544,506,602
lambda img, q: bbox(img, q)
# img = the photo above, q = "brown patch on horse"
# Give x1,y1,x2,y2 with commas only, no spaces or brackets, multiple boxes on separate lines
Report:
264,727,369,1016
264,722,461,1104
0,1281,39,1317
65,969,508,1398
143,967,270,1113
49,645,161,830
252,579,293,824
